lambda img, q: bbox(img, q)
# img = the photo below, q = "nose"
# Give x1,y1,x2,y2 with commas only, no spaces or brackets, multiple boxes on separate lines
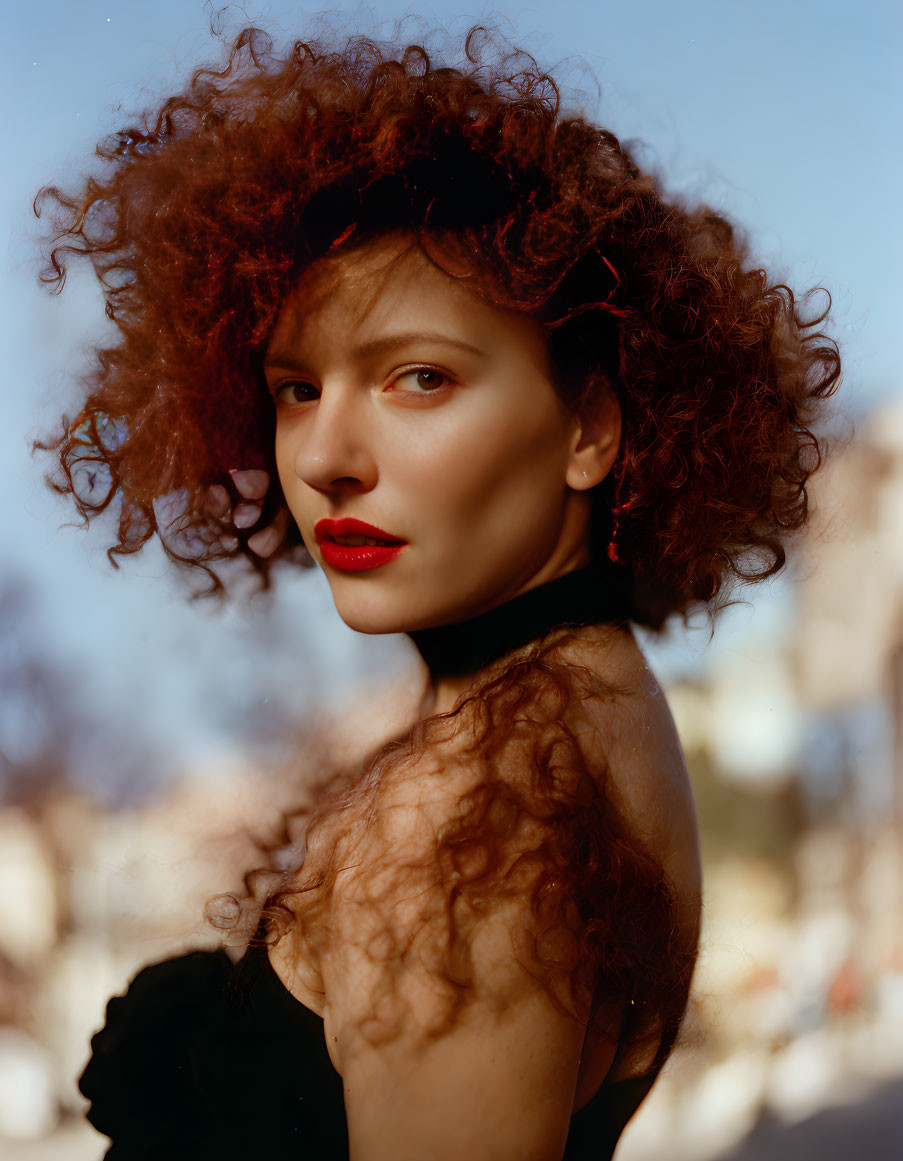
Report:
291,387,378,495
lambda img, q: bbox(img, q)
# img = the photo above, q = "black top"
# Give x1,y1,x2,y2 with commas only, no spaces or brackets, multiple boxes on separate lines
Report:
80,945,347,1160
80,564,650,1160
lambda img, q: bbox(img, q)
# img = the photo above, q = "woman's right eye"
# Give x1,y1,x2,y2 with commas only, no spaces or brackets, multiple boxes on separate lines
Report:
273,381,318,405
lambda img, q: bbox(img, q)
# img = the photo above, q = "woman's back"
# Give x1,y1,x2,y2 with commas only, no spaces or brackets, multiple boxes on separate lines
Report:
265,598,701,1159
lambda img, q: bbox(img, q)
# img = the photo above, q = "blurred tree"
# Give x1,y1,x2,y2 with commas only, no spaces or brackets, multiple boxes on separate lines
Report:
688,745,806,875
0,574,161,808
0,576,79,808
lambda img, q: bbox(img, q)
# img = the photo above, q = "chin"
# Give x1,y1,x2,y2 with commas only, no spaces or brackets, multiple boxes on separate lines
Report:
329,585,454,637
328,590,420,636
324,558,500,636
335,609,409,636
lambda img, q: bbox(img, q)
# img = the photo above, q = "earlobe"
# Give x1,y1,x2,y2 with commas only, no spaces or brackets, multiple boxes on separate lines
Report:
565,388,622,491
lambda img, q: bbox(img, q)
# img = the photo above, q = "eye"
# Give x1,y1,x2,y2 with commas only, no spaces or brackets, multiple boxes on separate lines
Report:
392,367,451,394
272,381,318,405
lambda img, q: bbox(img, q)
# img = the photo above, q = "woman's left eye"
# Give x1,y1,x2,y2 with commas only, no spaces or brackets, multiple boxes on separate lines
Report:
393,368,450,394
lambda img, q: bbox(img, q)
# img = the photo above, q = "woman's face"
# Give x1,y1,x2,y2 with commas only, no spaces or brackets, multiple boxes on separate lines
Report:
265,237,608,634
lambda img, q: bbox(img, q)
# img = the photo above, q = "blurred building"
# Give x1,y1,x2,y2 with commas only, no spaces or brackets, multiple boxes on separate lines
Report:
621,398,903,1160
796,401,903,822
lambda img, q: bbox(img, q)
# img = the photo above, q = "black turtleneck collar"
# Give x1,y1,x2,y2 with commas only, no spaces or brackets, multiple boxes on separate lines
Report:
407,561,632,680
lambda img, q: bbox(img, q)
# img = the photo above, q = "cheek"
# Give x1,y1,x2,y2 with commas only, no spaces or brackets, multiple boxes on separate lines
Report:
273,425,292,479
273,430,308,523
396,408,567,538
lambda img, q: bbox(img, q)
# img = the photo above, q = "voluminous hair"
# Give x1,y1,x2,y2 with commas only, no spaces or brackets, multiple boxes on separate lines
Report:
35,25,840,627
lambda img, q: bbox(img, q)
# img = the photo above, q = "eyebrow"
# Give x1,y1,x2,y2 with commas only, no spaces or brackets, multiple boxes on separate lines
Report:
264,331,489,369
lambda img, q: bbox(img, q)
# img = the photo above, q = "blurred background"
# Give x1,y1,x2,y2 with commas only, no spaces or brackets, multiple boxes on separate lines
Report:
2,1,901,1157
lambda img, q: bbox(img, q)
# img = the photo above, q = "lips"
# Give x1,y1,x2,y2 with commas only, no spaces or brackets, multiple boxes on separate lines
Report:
314,517,407,573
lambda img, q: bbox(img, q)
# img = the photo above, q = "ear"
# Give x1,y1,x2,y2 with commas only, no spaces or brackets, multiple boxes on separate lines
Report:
565,385,622,491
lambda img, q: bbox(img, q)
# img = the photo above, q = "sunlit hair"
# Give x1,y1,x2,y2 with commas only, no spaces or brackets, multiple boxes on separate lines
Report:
210,627,698,1086
35,25,840,627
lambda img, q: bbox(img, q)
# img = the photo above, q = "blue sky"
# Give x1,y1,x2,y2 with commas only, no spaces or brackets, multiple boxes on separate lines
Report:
3,0,900,796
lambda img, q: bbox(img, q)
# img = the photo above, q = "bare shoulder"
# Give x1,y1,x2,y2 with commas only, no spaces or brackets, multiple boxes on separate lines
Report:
273,621,701,1002
266,624,701,1154
547,623,702,928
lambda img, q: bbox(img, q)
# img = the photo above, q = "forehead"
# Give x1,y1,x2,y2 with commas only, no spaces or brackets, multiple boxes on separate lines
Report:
266,236,549,365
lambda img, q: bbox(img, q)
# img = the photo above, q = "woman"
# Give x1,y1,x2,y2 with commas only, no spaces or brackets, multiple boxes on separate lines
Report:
35,24,839,1161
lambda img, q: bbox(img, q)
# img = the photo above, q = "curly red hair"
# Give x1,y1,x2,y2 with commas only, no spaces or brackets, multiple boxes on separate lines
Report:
211,630,698,1084
35,25,840,626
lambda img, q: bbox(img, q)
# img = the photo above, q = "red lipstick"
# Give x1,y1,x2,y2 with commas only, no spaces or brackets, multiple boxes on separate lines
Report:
314,517,407,572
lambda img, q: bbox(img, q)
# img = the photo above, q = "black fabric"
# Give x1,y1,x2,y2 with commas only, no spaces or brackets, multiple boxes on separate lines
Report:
80,943,647,1160
79,945,348,1160
408,560,631,679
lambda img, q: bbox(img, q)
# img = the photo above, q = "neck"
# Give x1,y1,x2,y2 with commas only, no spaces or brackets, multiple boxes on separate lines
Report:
409,560,631,713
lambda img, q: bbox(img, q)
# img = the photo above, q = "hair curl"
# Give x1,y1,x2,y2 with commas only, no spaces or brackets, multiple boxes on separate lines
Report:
210,627,698,1087
34,24,840,626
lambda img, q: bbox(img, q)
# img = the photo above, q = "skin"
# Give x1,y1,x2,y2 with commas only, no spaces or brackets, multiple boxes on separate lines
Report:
264,235,701,1161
